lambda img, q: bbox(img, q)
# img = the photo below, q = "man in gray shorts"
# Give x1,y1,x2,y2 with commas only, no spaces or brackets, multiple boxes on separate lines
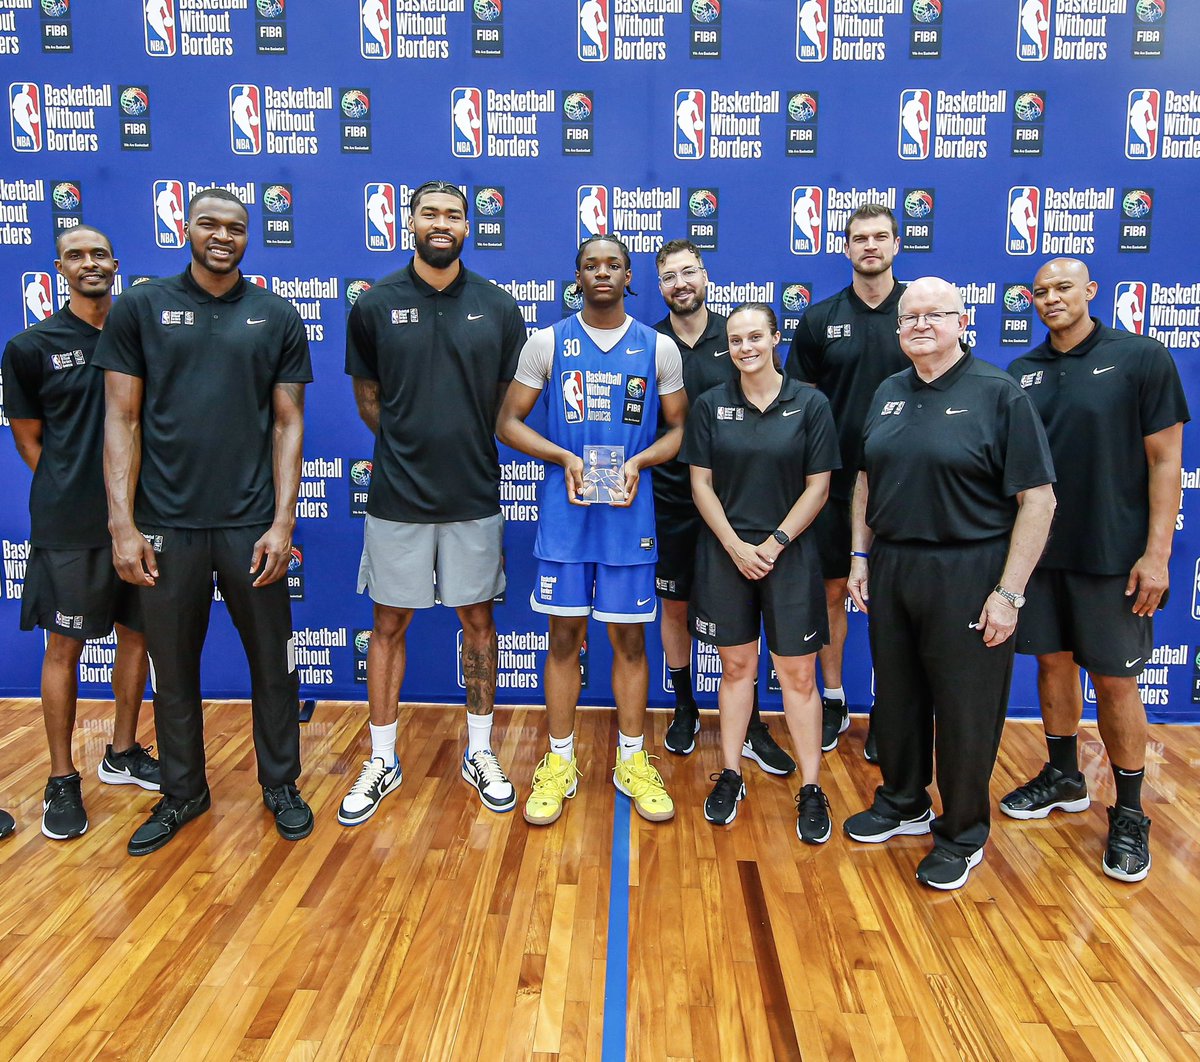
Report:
342,180,527,823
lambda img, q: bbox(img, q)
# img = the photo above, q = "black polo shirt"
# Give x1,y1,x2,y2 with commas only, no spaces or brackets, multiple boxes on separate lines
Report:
861,353,1055,544
93,268,312,529
653,308,738,516
680,376,840,534
784,282,908,502
1007,319,1189,574
2,306,110,548
344,260,525,523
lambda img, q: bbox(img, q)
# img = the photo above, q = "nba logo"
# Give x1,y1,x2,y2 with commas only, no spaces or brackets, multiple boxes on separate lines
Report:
1125,89,1160,160
796,0,828,62
152,179,186,249
451,87,484,158
9,83,42,152
578,0,609,61
360,0,392,58
144,0,177,56
790,186,822,256
898,90,932,159
1006,186,1040,256
1113,282,1147,335
674,90,706,160
561,371,586,423
22,272,54,328
577,185,608,243
1016,0,1050,61
230,85,262,155
364,182,397,251
245,274,269,288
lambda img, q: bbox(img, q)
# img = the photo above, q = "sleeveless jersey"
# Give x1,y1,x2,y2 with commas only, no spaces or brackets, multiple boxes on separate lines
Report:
534,314,660,565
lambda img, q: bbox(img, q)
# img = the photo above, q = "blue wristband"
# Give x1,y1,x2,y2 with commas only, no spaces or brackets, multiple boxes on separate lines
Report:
851,551,869,558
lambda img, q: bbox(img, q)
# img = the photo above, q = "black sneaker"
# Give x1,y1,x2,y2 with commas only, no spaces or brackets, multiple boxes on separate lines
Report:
0,809,15,839
263,784,314,841
1102,805,1151,882
664,705,700,755
128,789,211,856
844,806,933,843
703,769,745,825
864,721,879,764
42,772,87,840
999,762,1089,820
820,698,849,752
916,846,983,890
795,784,831,845
742,720,796,776
98,742,161,791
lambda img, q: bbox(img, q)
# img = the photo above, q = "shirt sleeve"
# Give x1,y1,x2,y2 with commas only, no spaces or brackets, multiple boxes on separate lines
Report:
804,392,842,475
1000,385,1056,497
499,297,526,383
275,303,313,383
1,338,43,420
678,393,714,468
513,326,554,389
344,299,378,381
91,293,146,377
783,311,822,384
1137,340,1191,436
655,334,685,395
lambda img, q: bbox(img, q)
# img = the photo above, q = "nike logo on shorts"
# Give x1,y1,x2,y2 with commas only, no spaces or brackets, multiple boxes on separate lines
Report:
1093,366,1116,375
782,408,801,417
637,596,653,607
803,630,818,641
468,313,484,320
1125,658,1142,668
946,408,969,415
247,318,267,325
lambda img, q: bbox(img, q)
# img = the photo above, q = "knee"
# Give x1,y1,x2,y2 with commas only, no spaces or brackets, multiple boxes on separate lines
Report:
719,652,757,684
371,607,412,643
548,620,587,660
457,606,495,647
44,634,84,667
1091,674,1143,711
608,625,645,665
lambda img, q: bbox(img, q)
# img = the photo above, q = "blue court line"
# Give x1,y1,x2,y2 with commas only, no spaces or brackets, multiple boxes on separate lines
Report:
601,793,632,1062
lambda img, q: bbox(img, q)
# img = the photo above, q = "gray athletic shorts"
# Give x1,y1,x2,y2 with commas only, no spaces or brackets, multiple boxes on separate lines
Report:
357,512,505,609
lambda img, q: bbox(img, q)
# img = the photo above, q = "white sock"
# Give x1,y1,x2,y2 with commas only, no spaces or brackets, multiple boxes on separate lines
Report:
550,733,575,762
466,712,493,756
618,730,643,762
370,721,398,767
823,686,846,704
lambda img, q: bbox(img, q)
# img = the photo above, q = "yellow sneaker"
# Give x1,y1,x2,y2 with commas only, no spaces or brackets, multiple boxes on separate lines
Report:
613,750,675,822
523,752,580,826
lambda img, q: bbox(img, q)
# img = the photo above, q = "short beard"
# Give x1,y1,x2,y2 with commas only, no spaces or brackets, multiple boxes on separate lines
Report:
415,234,463,270
669,290,705,316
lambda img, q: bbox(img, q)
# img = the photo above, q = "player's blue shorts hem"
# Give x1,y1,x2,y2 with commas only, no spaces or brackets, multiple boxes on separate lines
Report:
530,560,657,624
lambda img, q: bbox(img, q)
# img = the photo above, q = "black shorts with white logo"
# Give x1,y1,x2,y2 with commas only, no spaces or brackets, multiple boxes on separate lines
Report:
654,508,702,601
811,496,851,581
20,546,142,640
689,528,827,656
1016,568,1156,677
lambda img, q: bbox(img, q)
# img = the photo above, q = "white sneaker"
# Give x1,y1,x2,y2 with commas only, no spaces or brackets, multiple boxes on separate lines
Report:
461,749,516,813
338,757,402,826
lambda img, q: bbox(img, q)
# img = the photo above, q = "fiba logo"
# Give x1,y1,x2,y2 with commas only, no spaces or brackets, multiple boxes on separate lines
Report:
345,279,372,307
364,182,396,251
693,0,719,21
474,0,501,20
1004,284,1033,313
475,187,504,216
360,0,392,58
1125,89,1160,160
144,0,177,56
674,90,706,160
41,0,69,15
152,179,186,249
689,189,717,218
52,182,81,212
1006,186,1041,256
564,92,593,122
263,184,292,213
230,85,262,155
790,186,822,256
22,272,54,328
562,370,586,423
350,460,373,487
579,0,609,61
912,0,942,22
577,185,608,242
342,90,369,120
796,0,828,61
627,377,646,400
1017,0,1050,61
1123,188,1153,219
563,282,584,313
257,0,283,16
1113,282,1147,335
120,86,150,116
1015,92,1044,121
898,89,932,159
1135,0,1165,20
788,92,817,123
904,189,934,220
9,83,42,152
354,629,372,654
451,87,484,158
783,284,811,314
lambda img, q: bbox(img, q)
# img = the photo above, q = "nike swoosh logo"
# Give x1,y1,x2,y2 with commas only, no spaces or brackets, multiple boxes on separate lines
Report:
1125,658,1142,668
1093,366,1116,375
637,596,653,607
713,349,728,357
803,630,818,641
946,408,968,415
625,348,644,355
782,408,801,417
247,318,267,325
467,313,484,321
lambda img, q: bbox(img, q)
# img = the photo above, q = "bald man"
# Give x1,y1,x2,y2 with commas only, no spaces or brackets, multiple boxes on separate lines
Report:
843,277,1056,890
1003,259,1189,883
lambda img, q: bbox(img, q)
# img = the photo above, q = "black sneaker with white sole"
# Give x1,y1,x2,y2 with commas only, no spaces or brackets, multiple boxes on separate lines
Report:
664,705,700,755
0,808,15,839
263,785,314,841
703,769,745,825
820,698,849,752
999,762,1089,820
98,743,161,791
42,772,87,840
843,805,933,843
741,720,796,776
338,757,403,827
916,846,983,890
1102,805,1151,882
795,784,831,845
462,749,517,813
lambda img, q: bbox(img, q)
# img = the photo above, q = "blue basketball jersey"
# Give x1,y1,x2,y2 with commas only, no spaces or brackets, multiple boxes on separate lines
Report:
534,314,661,565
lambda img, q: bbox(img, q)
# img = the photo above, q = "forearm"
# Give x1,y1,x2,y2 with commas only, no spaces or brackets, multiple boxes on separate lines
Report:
630,425,682,471
998,486,1056,593
271,417,303,530
1144,451,1182,562
353,377,381,436
14,440,41,472
776,477,829,542
104,413,142,533
692,474,742,549
496,415,575,468
850,471,873,553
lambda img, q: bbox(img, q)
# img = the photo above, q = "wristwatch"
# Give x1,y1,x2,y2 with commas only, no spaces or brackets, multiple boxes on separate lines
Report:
993,584,1026,608
772,529,790,547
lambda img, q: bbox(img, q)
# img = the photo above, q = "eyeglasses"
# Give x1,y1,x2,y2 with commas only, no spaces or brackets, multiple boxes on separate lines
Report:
658,265,704,287
897,310,962,328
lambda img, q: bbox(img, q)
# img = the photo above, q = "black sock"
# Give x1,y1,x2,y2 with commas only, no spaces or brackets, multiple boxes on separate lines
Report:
749,677,761,727
1112,765,1145,813
668,664,696,710
1045,732,1079,776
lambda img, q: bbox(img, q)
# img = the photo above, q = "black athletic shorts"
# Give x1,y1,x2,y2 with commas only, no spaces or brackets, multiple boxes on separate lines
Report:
1016,568,1156,677
654,508,702,601
689,528,827,656
811,497,851,581
20,546,142,640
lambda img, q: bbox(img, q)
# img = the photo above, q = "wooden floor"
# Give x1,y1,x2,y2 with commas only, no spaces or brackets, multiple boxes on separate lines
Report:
0,701,1198,1062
